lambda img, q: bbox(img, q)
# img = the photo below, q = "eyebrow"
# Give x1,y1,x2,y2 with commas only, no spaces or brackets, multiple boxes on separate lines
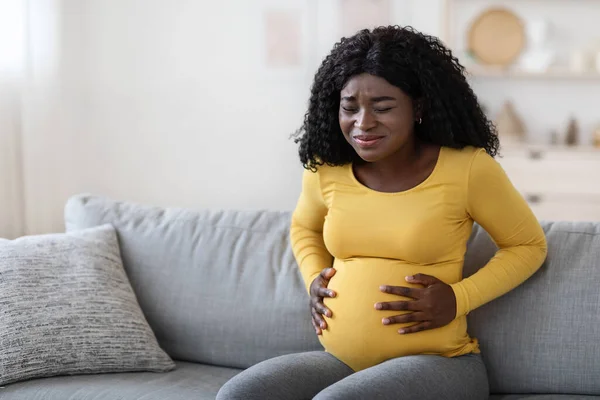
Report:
340,96,396,102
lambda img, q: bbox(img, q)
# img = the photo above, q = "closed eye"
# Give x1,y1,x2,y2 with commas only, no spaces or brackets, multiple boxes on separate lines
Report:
374,107,394,113
341,106,358,113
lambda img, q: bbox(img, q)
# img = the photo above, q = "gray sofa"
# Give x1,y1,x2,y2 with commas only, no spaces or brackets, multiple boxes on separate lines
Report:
2,194,599,399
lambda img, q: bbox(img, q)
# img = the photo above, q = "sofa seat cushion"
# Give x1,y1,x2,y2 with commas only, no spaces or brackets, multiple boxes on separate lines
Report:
0,362,241,400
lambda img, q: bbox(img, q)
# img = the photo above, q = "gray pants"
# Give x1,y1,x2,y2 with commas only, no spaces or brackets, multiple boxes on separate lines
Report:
216,351,489,400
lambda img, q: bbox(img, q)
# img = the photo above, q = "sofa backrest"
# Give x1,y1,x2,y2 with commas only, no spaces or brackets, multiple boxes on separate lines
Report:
65,194,321,369
464,222,600,395
65,195,600,395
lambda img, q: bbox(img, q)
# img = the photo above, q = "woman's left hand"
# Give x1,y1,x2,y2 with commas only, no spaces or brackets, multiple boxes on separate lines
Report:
374,274,457,334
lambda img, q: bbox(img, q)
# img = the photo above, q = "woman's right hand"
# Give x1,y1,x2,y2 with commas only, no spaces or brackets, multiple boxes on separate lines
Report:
309,267,337,335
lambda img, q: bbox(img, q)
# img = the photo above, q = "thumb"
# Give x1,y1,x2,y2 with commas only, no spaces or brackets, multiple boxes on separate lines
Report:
405,273,440,287
322,267,336,280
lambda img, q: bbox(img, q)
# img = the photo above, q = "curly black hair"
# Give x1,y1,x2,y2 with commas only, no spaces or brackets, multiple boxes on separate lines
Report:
294,25,499,171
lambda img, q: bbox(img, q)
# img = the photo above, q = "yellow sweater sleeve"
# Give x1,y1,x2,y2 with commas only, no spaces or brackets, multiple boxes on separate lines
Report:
450,149,548,318
290,168,334,293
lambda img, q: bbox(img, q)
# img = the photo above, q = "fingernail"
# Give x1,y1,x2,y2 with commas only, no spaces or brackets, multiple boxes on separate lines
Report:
320,322,326,328
328,291,335,297
382,318,390,325
374,303,382,310
399,329,406,334
379,285,386,291
405,276,414,281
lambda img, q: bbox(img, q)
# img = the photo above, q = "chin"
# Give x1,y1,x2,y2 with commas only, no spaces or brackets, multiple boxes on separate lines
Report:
358,153,385,163
354,148,386,163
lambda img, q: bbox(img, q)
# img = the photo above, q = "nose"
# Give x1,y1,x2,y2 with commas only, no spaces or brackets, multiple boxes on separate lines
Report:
355,109,377,131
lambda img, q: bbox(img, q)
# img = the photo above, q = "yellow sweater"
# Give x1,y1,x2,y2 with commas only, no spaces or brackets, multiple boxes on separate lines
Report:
290,146,547,371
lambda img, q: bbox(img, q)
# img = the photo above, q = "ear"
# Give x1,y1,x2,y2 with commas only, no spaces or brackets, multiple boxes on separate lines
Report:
414,98,424,122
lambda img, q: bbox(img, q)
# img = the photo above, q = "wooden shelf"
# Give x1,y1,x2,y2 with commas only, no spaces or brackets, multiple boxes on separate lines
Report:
466,66,600,79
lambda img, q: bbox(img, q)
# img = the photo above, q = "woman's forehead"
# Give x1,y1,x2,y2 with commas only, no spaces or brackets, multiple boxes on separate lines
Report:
341,74,405,99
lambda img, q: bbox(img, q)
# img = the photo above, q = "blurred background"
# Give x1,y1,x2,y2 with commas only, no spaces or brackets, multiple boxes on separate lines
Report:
1,0,599,239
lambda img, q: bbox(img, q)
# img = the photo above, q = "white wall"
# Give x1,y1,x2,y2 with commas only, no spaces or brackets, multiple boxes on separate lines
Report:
22,0,309,234
20,0,441,234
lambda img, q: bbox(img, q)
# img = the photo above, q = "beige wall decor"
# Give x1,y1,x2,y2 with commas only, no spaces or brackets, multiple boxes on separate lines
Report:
265,9,302,67
468,7,525,67
495,101,526,145
593,125,600,148
339,0,391,38
564,117,579,146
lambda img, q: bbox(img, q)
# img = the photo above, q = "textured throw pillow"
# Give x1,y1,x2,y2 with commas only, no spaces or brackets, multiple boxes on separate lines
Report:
0,224,175,386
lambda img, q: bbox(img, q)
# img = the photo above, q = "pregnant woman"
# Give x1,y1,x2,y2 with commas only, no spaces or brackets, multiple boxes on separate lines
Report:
217,26,547,400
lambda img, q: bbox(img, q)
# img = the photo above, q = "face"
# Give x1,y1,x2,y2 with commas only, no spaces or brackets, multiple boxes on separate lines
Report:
339,73,418,163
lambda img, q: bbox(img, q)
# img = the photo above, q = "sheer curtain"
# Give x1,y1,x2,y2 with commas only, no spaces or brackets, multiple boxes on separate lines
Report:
0,0,61,238
0,0,26,239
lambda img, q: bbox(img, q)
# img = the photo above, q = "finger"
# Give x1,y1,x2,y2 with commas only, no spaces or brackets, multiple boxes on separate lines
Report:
320,267,337,281
405,273,440,287
381,312,426,325
314,301,332,318
311,307,327,330
380,285,422,299
374,300,420,312
398,321,433,334
311,314,322,335
317,287,336,298
312,306,328,327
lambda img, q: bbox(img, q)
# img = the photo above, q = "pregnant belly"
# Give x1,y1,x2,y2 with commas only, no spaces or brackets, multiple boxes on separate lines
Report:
319,258,472,371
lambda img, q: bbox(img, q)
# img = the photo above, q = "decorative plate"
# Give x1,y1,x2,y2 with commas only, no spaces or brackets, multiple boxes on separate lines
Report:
468,7,525,66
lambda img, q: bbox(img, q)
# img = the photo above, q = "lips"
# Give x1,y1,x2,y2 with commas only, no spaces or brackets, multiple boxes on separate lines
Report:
352,134,385,148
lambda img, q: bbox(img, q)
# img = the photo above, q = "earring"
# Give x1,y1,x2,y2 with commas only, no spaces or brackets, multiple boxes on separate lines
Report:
417,117,422,124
